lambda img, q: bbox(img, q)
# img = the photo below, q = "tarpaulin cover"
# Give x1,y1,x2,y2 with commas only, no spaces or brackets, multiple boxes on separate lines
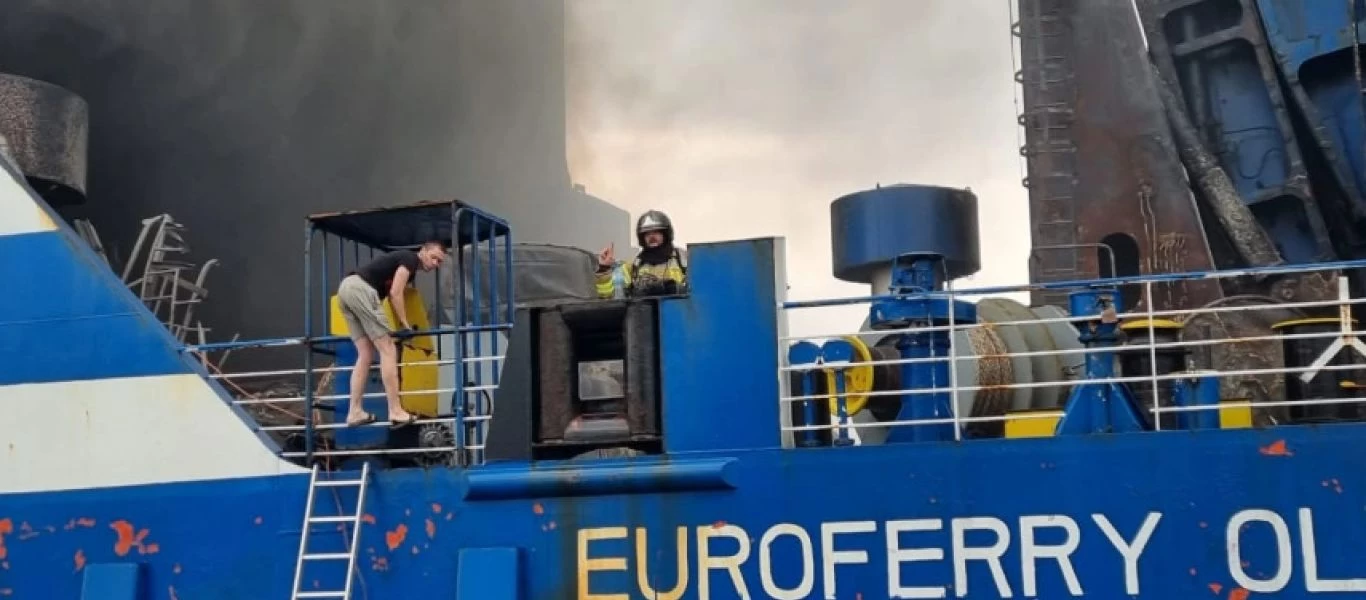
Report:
444,243,598,323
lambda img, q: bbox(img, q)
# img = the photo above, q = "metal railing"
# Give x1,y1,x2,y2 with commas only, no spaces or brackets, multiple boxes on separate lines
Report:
780,259,1366,446
187,327,507,467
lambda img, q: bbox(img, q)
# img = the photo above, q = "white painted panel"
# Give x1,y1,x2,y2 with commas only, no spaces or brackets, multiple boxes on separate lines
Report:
0,374,306,493
0,164,56,237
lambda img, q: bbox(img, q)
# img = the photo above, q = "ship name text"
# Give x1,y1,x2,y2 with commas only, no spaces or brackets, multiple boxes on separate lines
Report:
576,507,1363,599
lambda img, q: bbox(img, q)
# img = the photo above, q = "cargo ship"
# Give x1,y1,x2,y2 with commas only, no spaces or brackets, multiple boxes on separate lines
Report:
4,1,1366,599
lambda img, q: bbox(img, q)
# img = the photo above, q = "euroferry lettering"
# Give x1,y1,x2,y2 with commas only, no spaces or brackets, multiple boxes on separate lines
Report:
575,508,1365,599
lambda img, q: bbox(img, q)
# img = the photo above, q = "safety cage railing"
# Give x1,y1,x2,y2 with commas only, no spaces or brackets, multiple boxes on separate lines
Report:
780,258,1366,448
184,200,515,468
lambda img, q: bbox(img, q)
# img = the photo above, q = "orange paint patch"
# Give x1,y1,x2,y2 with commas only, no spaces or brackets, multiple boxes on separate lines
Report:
431,503,442,514
1209,582,1223,594
1228,588,1249,600
361,514,376,525
142,543,160,555
1259,439,1293,456
110,520,153,557
74,549,86,572
0,518,11,560
425,518,436,539
385,524,408,551
532,503,544,515
712,520,727,529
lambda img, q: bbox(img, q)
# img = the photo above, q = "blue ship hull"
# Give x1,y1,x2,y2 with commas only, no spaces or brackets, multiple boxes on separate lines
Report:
5,424,1366,598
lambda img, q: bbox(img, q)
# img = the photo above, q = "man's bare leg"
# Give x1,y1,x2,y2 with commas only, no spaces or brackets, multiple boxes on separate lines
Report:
346,335,376,426
375,335,414,423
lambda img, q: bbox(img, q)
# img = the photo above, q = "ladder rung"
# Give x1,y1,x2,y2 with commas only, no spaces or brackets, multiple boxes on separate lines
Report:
294,592,346,599
308,515,356,524
302,553,351,561
315,479,364,487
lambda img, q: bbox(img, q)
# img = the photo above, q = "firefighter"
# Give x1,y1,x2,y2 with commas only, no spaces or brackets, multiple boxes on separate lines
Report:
596,210,688,298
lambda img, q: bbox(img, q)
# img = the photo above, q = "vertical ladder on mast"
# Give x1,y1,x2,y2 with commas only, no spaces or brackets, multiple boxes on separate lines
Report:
291,463,370,600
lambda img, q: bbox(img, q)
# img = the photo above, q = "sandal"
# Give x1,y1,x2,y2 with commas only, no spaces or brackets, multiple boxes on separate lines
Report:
345,413,377,427
389,413,420,429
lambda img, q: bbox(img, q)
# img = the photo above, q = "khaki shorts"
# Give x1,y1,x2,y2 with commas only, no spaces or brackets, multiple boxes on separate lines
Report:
337,274,392,340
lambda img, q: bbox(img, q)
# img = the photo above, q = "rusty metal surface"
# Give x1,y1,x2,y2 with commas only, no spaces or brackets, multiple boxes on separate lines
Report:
1018,0,1224,312
0,73,87,205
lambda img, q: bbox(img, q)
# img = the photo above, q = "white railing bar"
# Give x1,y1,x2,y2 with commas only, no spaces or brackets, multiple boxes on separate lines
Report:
779,295,1366,342
782,410,1068,432
1145,280,1162,432
259,416,458,432
282,447,457,458
780,361,1365,402
947,280,962,441
778,327,1366,372
1157,396,1366,413
211,355,505,380
233,384,498,405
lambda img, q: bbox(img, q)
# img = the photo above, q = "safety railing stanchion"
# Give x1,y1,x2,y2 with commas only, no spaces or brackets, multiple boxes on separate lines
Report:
302,224,316,461
947,275,961,441
1145,280,1160,431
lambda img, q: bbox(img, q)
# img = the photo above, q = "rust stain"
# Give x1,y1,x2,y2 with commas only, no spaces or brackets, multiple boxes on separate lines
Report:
712,520,727,529
110,520,153,557
431,503,442,514
73,548,86,572
0,517,11,560
1209,582,1223,594
371,556,390,572
1259,440,1293,456
531,503,544,515
425,518,436,539
1229,588,1249,600
385,524,408,551
361,514,376,525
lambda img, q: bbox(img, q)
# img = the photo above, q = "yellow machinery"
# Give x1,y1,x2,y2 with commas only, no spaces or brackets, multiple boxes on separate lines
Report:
328,286,440,417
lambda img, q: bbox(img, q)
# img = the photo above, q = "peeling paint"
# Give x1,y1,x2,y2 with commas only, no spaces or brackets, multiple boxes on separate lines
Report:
1209,582,1223,594
63,518,95,531
110,520,156,557
0,518,11,560
431,503,442,514
385,524,408,551
361,514,376,525
425,518,436,539
73,548,85,572
1229,588,1249,600
1259,439,1293,456
532,503,544,515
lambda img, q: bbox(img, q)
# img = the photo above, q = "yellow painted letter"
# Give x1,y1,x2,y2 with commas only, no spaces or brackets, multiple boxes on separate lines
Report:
635,526,690,600
578,527,629,600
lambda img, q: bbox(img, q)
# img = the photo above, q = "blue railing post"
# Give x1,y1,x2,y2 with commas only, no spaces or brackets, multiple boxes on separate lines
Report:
302,223,316,461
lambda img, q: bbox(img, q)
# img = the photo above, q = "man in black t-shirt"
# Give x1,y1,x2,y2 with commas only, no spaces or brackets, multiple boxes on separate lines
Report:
335,240,447,427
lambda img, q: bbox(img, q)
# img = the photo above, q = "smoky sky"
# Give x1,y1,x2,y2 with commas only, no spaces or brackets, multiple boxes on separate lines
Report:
567,0,1030,335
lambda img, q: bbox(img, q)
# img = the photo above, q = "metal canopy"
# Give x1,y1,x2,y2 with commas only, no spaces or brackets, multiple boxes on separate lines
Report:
307,199,510,251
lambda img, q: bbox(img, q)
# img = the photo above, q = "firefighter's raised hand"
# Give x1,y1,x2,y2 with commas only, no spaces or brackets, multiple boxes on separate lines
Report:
598,243,615,270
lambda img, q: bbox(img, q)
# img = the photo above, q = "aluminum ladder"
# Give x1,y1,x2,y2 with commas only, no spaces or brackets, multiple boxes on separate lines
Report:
291,463,370,600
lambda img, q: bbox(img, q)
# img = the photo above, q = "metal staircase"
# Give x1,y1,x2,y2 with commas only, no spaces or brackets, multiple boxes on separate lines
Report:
291,463,370,600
